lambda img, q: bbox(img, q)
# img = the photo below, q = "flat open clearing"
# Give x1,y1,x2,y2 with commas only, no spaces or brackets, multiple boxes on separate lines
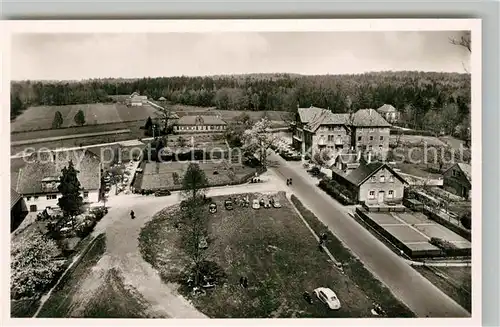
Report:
11,103,159,133
140,192,381,318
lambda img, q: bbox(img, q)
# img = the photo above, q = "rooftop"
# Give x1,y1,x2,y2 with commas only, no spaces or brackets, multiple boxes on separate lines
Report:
16,150,101,195
377,104,398,113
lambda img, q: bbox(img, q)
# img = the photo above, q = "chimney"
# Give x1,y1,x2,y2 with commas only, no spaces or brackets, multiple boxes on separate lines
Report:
369,109,373,116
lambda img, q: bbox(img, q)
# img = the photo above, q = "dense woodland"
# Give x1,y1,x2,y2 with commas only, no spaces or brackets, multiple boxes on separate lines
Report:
11,71,471,137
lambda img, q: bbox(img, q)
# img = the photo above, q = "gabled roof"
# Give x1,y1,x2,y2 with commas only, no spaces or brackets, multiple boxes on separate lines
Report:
297,106,325,124
298,106,390,131
344,161,407,186
177,115,226,126
350,109,392,127
16,150,101,195
445,163,472,184
11,188,22,209
377,104,398,113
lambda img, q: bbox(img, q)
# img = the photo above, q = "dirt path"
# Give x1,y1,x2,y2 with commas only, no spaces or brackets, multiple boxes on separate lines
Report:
63,173,285,318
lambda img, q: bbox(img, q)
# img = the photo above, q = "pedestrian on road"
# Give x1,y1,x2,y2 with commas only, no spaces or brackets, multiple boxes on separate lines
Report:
130,210,135,219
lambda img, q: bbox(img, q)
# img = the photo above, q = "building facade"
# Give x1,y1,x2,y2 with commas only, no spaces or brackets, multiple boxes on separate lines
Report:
15,150,102,212
174,115,227,133
127,92,148,106
331,160,407,205
292,106,391,160
377,104,400,124
442,163,471,199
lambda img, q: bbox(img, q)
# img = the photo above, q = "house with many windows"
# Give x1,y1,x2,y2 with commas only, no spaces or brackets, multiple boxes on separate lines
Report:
15,150,102,212
330,156,408,205
291,106,392,160
174,115,227,133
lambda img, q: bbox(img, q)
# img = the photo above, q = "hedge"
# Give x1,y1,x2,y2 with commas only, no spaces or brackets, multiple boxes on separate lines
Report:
390,128,437,137
318,178,356,205
290,195,415,317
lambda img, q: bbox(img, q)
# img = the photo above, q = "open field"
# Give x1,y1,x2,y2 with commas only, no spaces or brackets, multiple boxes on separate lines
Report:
413,266,471,313
390,135,447,147
139,192,382,318
11,103,159,133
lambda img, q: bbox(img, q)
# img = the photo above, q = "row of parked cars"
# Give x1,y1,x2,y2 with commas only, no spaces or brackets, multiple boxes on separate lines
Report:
272,141,302,161
207,196,282,213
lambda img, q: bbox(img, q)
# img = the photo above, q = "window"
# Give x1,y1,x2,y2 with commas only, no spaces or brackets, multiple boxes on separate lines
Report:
388,175,394,183
380,175,385,183
370,128,374,132
388,190,394,198
368,145,373,151
370,176,376,183
380,136,384,141
83,191,89,198
370,136,374,141
26,196,31,201
328,135,334,142
46,194,57,200
452,170,456,176
34,196,39,200
357,136,362,141
379,145,383,151
369,190,375,199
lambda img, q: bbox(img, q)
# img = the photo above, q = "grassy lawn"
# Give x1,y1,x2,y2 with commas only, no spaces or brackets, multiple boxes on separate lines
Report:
11,103,159,133
413,266,471,313
394,163,444,179
290,196,415,318
140,192,395,318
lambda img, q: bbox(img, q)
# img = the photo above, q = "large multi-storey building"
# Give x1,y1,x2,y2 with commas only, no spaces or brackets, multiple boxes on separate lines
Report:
292,106,392,160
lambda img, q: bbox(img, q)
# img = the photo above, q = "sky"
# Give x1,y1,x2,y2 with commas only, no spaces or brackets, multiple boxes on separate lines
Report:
11,31,471,81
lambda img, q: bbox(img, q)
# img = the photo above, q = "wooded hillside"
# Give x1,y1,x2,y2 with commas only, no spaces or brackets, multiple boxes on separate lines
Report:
11,71,470,136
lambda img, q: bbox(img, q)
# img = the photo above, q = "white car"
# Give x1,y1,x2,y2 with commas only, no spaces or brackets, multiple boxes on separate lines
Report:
313,287,341,310
252,199,260,210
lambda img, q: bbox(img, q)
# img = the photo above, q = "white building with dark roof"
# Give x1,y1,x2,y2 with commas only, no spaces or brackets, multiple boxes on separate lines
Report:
174,115,227,133
15,150,102,212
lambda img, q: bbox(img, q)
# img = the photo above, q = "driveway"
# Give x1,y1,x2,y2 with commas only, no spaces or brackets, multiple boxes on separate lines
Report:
267,151,470,318
77,174,286,318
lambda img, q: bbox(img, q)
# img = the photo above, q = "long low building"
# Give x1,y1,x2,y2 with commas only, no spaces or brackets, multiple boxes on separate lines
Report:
173,115,227,133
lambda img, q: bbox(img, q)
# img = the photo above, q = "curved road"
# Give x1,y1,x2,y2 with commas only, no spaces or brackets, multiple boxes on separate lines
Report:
268,152,470,318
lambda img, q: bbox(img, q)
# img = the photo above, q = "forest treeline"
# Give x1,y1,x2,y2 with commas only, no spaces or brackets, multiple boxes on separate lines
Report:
10,71,471,135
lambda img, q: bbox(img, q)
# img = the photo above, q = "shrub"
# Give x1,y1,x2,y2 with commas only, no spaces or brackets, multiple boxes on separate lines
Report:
75,218,97,238
11,231,66,299
460,212,471,230
90,207,107,221
429,237,458,254
318,178,355,205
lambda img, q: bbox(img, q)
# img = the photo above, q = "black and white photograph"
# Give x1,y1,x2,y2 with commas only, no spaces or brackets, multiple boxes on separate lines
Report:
3,19,480,324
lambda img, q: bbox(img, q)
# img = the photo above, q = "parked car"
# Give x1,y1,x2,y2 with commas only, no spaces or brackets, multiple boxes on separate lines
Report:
123,177,129,183
259,198,265,207
313,287,341,310
224,199,233,210
209,203,217,214
264,199,271,209
252,199,260,210
154,190,171,197
271,198,282,208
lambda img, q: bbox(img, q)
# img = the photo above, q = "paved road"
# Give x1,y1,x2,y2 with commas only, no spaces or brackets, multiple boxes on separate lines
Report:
267,152,470,318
